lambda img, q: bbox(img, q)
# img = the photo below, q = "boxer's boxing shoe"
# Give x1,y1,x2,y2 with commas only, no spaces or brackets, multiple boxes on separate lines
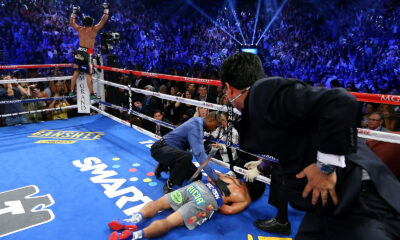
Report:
254,217,291,235
90,93,100,100
109,230,132,240
108,220,138,231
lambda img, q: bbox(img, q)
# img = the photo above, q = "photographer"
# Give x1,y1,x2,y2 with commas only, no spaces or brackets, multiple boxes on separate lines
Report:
22,84,47,123
0,75,29,126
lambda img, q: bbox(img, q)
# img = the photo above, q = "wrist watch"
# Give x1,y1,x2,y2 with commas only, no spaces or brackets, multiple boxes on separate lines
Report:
316,161,336,175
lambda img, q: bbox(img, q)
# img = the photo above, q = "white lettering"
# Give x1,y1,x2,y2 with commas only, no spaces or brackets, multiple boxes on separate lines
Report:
123,197,153,215
72,157,102,170
73,157,152,216
102,179,126,197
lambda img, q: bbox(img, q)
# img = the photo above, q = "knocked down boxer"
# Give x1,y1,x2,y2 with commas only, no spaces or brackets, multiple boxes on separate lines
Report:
107,173,262,239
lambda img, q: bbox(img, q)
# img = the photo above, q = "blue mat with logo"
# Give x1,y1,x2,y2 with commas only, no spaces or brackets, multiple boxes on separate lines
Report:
0,115,304,240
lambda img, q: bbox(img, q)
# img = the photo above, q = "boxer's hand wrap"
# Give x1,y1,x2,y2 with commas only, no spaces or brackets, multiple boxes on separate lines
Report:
215,178,231,197
103,2,109,14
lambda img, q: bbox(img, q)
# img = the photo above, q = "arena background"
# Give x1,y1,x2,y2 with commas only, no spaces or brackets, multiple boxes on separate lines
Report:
1,0,400,239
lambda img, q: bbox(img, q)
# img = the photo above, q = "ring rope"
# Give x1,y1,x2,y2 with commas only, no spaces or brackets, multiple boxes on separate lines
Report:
94,64,222,86
93,77,241,115
95,99,280,162
94,64,400,106
0,76,72,84
97,100,177,130
90,105,161,140
0,96,75,105
0,105,77,118
1,63,399,105
98,76,400,145
0,63,73,70
91,104,271,184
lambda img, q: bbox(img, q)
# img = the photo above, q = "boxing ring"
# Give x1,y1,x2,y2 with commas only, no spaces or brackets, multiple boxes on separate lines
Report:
1,63,399,240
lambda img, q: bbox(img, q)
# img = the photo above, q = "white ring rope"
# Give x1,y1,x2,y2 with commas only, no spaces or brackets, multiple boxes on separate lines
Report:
93,77,241,115
0,96,74,105
357,128,400,144
97,77,400,145
0,105,77,118
94,98,278,162
1,76,72,84
91,105,271,185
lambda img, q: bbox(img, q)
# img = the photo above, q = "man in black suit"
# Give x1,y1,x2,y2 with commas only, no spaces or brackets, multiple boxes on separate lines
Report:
219,52,400,239
194,85,217,103
149,109,173,137
134,85,162,117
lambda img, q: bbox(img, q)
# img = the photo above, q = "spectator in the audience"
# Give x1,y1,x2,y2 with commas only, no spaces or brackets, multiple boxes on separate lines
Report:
193,106,209,118
150,109,173,136
134,85,162,117
208,112,239,163
361,103,376,128
377,104,397,131
367,112,390,132
22,84,47,123
48,93,70,120
218,94,229,106
195,85,216,103
174,90,196,125
0,75,29,126
164,85,180,124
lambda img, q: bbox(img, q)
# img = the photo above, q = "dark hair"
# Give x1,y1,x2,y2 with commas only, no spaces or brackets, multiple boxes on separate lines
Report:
245,181,266,202
83,16,94,27
330,79,342,88
153,109,162,116
370,111,384,121
219,52,265,89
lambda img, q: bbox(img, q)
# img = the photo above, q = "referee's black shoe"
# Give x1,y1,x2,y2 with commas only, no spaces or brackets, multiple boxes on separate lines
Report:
163,179,174,194
254,217,291,235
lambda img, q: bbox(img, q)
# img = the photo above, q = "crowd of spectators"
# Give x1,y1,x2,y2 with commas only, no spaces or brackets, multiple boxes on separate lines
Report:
0,0,399,130
0,0,399,93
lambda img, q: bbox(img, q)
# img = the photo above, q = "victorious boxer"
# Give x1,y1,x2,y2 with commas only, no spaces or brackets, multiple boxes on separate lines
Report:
69,3,109,99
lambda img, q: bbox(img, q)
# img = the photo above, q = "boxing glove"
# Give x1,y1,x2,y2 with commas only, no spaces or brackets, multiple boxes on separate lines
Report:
72,6,80,14
103,2,110,14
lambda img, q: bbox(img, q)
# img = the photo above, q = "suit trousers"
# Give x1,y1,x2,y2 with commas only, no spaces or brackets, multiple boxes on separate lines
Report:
150,139,197,186
269,163,288,218
295,180,400,240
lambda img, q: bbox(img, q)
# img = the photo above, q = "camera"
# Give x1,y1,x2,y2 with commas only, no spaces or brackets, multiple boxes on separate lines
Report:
101,32,120,42
29,86,38,93
100,32,120,54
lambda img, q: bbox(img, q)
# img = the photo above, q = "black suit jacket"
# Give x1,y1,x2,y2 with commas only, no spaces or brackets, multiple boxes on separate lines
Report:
194,95,217,104
239,77,359,212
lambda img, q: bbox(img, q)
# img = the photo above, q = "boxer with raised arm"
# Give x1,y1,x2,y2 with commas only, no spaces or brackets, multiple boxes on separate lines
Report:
69,3,109,99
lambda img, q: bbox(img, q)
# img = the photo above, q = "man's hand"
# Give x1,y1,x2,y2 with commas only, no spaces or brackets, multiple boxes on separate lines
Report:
103,2,110,14
210,143,223,149
296,163,338,206
215,178,231,197
134,101,142,109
